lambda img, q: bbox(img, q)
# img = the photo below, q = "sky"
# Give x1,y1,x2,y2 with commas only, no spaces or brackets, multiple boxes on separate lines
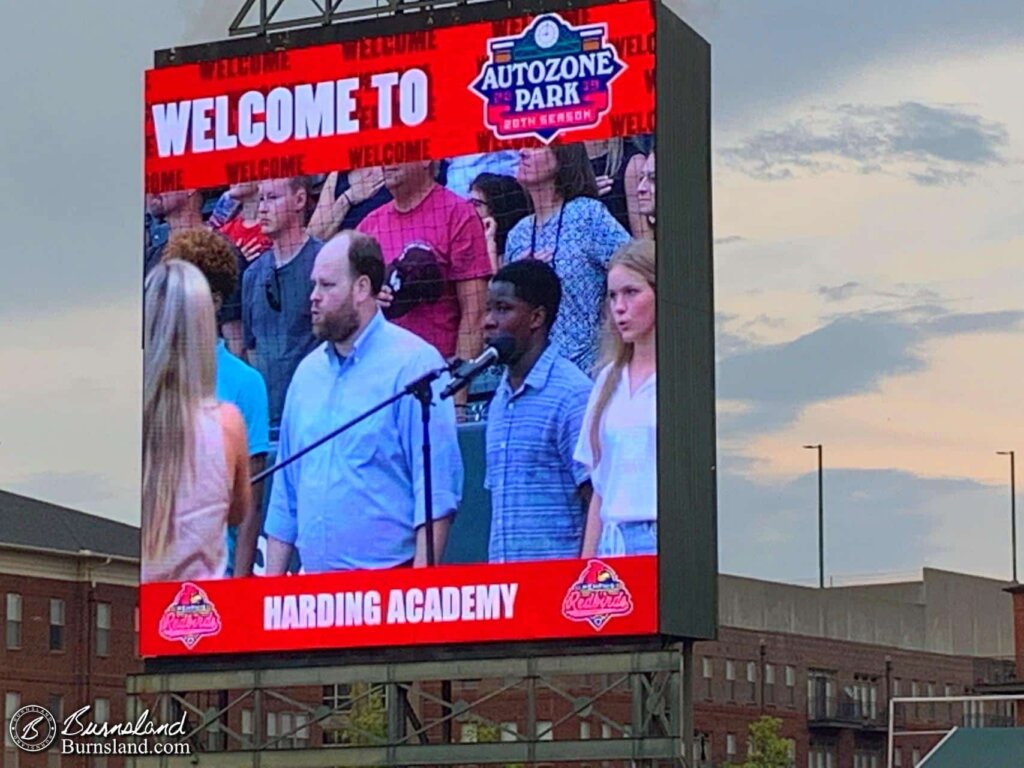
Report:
0,0,1021,586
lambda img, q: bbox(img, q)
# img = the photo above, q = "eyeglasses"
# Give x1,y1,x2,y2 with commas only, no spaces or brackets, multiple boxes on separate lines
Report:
264,269,282,312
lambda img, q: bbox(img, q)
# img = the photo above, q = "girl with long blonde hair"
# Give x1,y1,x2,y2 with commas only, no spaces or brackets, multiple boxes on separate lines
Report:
142,260,251,582
573,239,657,557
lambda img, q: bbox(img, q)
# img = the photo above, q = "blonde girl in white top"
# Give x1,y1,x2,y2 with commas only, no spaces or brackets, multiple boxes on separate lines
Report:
574,239,657,557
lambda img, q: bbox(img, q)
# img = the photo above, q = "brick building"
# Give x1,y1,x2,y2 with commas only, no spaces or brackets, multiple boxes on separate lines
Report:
1,490,1018,767
0,491,140,768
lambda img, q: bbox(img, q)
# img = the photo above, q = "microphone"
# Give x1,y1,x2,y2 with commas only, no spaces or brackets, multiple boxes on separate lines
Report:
440,335,515,400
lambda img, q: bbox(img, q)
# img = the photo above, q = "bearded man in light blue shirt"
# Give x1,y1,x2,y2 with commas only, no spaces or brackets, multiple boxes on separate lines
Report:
264,230,463,573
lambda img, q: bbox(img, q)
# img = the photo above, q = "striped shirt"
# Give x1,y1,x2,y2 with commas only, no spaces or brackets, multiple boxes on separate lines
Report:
485,343,592,562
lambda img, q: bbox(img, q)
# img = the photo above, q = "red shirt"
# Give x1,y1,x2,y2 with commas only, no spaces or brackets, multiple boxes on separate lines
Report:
358,184,491,357
219,217,272,257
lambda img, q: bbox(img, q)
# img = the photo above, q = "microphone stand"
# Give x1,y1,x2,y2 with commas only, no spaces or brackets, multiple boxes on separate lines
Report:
251,363,456,567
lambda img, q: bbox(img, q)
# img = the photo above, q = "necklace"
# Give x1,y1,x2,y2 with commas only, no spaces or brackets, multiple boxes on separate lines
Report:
529,201,566,268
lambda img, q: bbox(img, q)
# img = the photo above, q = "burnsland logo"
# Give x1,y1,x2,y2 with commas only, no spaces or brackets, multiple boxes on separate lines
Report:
561,559,634,630
158,582,222,649
471,14,626,143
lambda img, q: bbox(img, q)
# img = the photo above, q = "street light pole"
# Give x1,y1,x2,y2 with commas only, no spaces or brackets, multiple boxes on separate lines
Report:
804,444,824,588
997,450,1017,583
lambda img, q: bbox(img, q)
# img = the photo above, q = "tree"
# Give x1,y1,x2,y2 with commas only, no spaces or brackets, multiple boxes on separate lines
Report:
736,716,792,768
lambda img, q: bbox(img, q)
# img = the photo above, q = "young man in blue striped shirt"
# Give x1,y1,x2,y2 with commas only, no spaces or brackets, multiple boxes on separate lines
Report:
484,260,593,562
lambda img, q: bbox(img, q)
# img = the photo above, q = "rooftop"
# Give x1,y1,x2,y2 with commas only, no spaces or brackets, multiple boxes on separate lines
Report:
0,489,138,560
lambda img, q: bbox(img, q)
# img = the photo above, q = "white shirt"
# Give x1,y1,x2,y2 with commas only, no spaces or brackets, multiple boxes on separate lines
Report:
573,363,657,523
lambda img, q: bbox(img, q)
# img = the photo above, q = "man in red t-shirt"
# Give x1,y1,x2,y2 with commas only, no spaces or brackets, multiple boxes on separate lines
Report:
216,182,274,259
357,161,491,360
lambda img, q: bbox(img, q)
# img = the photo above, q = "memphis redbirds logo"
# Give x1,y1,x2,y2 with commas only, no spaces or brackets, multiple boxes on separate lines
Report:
561,559,634,630
158,582,222,649
470,14,626,143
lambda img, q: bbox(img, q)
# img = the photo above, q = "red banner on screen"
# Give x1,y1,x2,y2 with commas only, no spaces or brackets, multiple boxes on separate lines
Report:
144,0,655,192
140,556,657,657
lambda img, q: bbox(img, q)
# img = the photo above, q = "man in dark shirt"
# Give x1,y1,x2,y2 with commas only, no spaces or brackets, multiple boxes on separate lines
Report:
144,189,203,275
241,176,322,437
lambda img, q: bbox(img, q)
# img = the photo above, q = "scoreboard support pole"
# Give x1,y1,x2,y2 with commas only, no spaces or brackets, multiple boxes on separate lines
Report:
126,645,693,767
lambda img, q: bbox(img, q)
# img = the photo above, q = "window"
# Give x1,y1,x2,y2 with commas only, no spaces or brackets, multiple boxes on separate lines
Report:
785,665,797,705
600,723,612,739
854,751,881,768
926,682,936,720
850,676,879,719
912,748,921,767
943,684,956,722
693,732,711,765
893,678,901,697
809,745,835,768
579,721,591,740
808,671,835,719
701,657,713,700
281,712,293,745
95,603,111,657
747,661,757,683
264,711,308,748
48,694,63,722
92,700,111,764
537,720,553,741
894,747,902,766
461,722,479,743
765,663,776,705
6,593,22,649
726,732,737,758
5,692,21,768
50,599,65,651
321,684,385,744
726,660,737,700
501,722,519,741
242,709,254,746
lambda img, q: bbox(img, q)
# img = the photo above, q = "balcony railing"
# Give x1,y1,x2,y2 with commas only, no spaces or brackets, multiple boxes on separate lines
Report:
808,695,881,726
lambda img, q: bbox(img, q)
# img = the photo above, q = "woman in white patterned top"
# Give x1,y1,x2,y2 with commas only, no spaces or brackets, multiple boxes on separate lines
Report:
506,143,630,374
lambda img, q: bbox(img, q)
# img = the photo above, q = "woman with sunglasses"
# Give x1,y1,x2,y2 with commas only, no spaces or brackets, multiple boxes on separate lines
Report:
142,260,252,582
505,144,630,375
467,172,531,272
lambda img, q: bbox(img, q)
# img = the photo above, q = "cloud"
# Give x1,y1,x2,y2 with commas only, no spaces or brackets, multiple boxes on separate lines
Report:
718,465,1003,582
714,235,746,246
720,101,1009,186
5,472,124,513
818,281,862,302
718,305,1024,434
816,282,946,306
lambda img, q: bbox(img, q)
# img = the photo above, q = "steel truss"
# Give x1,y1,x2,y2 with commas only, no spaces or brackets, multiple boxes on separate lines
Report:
126,647,687,766
228,0,487,36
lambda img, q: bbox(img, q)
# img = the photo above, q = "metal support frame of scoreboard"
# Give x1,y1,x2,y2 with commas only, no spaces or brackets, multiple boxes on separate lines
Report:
229,0,492,36
126,646,689,767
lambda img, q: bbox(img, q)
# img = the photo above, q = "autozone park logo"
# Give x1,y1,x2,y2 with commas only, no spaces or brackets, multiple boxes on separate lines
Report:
471,13,626,143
